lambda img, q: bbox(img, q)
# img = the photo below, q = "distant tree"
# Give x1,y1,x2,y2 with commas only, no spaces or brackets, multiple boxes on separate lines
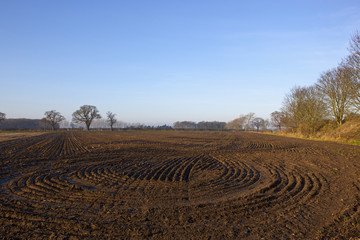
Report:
106,111,117,131
72,105,101,130
173,121,197,129
40,118,49,130
226,113,256,131
244,112,255,131
226,116,246,130
263,119,270,130
44,110,65,130
270,111,285,131
196,121,226,130
0,112,5,124
252,117,265,131
226,113,255,131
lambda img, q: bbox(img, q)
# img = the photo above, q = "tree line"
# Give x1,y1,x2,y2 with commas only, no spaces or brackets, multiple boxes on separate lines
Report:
0,106,116,131
173,121,226,130
271,31,360,135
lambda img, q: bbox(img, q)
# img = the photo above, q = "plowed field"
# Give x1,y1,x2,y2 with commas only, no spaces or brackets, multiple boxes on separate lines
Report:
0,131,360,239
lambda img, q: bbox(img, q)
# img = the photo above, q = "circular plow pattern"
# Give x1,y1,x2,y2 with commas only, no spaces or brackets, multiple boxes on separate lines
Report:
1,132,360,239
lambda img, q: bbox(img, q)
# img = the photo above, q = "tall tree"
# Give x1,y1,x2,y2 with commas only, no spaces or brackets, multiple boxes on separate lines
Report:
106,111,117,131
345,32,360,111
347,31,360,77
270,111,285,131
316,66,353,126
72,105,101,130
44,110,65,130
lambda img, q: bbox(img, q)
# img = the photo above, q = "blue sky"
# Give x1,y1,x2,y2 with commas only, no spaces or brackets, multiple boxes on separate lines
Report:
1,1,360,125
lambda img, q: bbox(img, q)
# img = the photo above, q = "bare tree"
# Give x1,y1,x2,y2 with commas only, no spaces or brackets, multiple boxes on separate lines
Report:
72,105,101,130
347,31,360,77
44,110,65,130
244,112,255,131
226,117,246,130
270,111,285,131
282,86,327,134
106,111,117,131
344,32,360,112
302,86,328,133
316,66,353,126
252,117,265,131
226,113,256,131
282,86,307,130
0,112,5,124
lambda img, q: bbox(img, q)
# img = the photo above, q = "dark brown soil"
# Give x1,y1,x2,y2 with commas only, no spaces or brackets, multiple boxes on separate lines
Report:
0,131,360,239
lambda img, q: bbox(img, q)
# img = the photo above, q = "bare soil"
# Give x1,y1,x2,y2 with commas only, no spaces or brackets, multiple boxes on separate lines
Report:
0,131,360,239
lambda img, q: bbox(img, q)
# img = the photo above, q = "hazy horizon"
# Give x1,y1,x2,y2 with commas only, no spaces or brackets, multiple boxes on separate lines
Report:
1,1,360,125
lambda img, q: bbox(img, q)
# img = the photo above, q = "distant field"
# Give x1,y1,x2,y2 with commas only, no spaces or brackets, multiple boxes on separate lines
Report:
0,131,46,142
0,131,359,239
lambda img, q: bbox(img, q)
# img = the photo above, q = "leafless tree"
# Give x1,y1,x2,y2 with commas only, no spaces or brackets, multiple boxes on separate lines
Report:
252,117,265,131
44,110,65,130
0,112,5,124
72,105,101,130
316,66,353,126
282,86,306,129
106,111,117,131
282,86,327,134
244,112,255,131
270,111,285,131
347,31,360,77
344,32,360,112
226,117,246,130
302,86,328,133
226,113,256,130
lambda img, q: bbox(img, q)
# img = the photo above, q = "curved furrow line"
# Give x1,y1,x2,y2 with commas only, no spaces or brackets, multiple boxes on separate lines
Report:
165,157,193,182
172,156,199,182
158,158,189,182
148,158,180,182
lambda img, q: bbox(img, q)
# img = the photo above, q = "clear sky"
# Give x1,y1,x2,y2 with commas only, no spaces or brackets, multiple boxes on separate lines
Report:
1,1,360,125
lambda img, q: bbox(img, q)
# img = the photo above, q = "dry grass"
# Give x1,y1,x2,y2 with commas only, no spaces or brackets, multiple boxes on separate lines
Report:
0,131,46,142
266,119,360,146
319,119,360,144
